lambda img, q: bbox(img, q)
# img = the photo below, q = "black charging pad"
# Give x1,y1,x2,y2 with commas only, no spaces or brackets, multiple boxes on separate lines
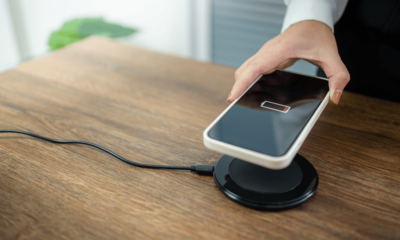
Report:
213,154,318,210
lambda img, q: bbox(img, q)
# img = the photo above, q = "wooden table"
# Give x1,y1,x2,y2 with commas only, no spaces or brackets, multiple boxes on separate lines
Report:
0,37,399,239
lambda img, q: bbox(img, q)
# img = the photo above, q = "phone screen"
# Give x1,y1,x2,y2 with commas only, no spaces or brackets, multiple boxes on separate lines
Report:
208,70,329,157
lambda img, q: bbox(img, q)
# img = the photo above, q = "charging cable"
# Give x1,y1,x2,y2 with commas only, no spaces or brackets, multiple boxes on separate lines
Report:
0,130,214,176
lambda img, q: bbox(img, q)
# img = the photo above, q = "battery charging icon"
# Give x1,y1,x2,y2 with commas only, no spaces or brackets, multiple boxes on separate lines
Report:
260,101,290,113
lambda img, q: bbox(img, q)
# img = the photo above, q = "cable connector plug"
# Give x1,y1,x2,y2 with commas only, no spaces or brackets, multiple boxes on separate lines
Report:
191,165,214,176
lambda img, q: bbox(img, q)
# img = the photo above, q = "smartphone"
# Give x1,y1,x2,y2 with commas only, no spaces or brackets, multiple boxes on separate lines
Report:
204,70,330,169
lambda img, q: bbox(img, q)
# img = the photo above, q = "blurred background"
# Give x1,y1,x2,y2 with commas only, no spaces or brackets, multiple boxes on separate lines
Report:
0,0,317,75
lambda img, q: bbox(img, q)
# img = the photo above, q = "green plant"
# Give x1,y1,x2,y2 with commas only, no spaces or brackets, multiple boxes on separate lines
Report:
48,18,137,50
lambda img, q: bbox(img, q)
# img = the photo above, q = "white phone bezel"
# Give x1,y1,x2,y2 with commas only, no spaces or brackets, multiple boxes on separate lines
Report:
203,70,329,170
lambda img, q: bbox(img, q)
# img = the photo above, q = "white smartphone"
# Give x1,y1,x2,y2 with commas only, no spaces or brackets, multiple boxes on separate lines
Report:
204,70,330,170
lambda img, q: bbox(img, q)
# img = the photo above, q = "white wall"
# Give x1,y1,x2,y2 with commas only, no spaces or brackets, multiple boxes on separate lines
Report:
0,0,21,71
1,0,192,72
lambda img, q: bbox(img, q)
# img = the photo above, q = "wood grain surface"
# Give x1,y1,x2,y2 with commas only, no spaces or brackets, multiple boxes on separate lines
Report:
0,37,399,239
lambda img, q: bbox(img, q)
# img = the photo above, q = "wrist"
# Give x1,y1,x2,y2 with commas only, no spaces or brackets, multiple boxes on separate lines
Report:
286,20,333,33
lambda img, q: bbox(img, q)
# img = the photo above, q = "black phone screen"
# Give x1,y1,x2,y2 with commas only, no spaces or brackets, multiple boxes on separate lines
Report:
208,70,329,157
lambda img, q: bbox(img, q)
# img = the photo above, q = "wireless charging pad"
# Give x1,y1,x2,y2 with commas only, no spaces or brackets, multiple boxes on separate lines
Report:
213,154,318,210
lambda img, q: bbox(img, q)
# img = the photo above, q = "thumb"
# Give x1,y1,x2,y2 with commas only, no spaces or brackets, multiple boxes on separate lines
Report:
320,55,350,105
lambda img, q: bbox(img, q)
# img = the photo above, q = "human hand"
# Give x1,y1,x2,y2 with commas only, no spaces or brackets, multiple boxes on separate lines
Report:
227,20,350,105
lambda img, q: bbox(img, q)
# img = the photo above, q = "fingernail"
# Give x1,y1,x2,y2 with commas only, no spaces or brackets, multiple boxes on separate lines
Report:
332,90,342,105
226,92,232,103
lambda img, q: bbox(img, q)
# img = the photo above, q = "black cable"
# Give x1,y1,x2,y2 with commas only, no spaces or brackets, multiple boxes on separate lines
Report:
0,129,214,175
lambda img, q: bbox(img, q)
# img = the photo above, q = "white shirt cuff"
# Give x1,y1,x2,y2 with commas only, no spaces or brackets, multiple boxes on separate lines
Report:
281,0,338,33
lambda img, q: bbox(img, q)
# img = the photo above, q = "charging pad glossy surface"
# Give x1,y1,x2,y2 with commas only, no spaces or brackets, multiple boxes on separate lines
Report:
214,154,318,210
